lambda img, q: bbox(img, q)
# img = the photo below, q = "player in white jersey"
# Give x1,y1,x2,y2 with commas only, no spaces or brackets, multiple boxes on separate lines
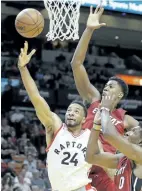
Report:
47,119,92,191
18,42,97,191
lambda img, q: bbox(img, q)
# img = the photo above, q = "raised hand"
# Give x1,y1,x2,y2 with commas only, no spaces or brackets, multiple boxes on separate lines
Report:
18,41,36,68
101,95,116,110
94,110,101,125
87,5,106,30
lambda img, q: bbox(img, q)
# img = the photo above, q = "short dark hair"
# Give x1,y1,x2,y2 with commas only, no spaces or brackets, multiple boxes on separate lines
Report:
109,76,129,99
70,100,87,117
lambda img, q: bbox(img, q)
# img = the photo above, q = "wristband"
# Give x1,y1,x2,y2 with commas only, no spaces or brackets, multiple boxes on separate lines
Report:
94,122,101,126
100,107,110,112
93,124,101,131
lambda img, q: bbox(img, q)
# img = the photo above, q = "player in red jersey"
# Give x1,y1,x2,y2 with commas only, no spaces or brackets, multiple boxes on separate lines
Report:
71,5,139,191
85,95,142,191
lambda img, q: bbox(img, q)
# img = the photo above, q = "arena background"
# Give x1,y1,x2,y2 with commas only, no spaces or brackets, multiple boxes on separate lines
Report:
1,1,142,191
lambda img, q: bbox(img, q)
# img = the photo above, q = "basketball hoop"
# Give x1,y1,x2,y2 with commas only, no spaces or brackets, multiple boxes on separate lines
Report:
43,0,83,41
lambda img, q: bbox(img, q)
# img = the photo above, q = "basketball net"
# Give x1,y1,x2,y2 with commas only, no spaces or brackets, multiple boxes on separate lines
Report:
43,0,83,41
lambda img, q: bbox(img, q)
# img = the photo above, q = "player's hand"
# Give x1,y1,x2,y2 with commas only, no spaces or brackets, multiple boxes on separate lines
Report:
18,41,36,68
94,110,101,125
101,95,115,110
87,5,106,30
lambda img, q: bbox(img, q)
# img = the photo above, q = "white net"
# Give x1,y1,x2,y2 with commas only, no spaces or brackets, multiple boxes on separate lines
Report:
43,0,83,41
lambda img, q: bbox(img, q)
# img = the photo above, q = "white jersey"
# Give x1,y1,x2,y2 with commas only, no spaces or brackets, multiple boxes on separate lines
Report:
47,124,92,191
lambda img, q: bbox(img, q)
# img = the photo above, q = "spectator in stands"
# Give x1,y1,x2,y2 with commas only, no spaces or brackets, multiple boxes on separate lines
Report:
36,160,45,172
36,159,52,190
14,173,32,191
7,137,18,154
23,111,32,124
18,132,29,146
17,133,30,154
38,164,51,191
1,138,17,162
1,117,14,139
38,146,46,162
19,120,32,140
18,132,29,143
21,164,33,179
10,108,24,123
11,130,17,144
24,141,37,157
2,173,14,191
31,170,46,190
23,178,32,191
23,153,37,173
13,164,32,191
29,122,42,150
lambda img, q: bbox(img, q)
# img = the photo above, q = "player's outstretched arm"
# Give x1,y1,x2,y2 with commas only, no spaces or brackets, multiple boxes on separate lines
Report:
124,114,139,131
101,96,142,165
71,5,106,103
18,41,62,146
86,110,122,169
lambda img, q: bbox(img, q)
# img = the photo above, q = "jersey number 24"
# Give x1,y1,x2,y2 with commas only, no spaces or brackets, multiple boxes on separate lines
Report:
61,152,78,166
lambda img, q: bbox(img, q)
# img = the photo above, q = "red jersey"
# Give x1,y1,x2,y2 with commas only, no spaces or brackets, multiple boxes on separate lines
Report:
115,156,142,191
83,100,126,153
83,100,126,191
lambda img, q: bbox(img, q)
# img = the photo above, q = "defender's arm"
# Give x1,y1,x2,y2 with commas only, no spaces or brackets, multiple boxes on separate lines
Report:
71,6,106,102
86,126,122,169
101,109,142,165
85,111,122,169
71,28,100,103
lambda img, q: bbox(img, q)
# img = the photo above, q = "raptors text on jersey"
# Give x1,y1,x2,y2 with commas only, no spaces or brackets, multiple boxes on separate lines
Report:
47,124,92,191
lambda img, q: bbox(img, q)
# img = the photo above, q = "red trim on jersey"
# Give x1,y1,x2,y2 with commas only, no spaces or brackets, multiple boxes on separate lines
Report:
45,124,63,152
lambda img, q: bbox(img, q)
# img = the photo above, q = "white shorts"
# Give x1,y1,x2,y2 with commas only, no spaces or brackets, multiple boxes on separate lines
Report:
73,183,97,191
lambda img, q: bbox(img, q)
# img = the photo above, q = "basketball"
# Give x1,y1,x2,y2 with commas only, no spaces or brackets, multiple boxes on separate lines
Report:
15,8,44,38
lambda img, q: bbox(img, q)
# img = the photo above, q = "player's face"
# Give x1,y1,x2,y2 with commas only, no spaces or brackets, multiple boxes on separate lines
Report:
126,126,142,145
65,104,85,128
102,80,123,101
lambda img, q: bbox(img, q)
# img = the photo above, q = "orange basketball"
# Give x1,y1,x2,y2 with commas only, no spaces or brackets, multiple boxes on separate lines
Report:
15,8,44,38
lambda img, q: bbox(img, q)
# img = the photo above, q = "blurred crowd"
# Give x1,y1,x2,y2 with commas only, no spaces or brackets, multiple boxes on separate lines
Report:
1,36,142,92
1,42,142,99
1,109,51,191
